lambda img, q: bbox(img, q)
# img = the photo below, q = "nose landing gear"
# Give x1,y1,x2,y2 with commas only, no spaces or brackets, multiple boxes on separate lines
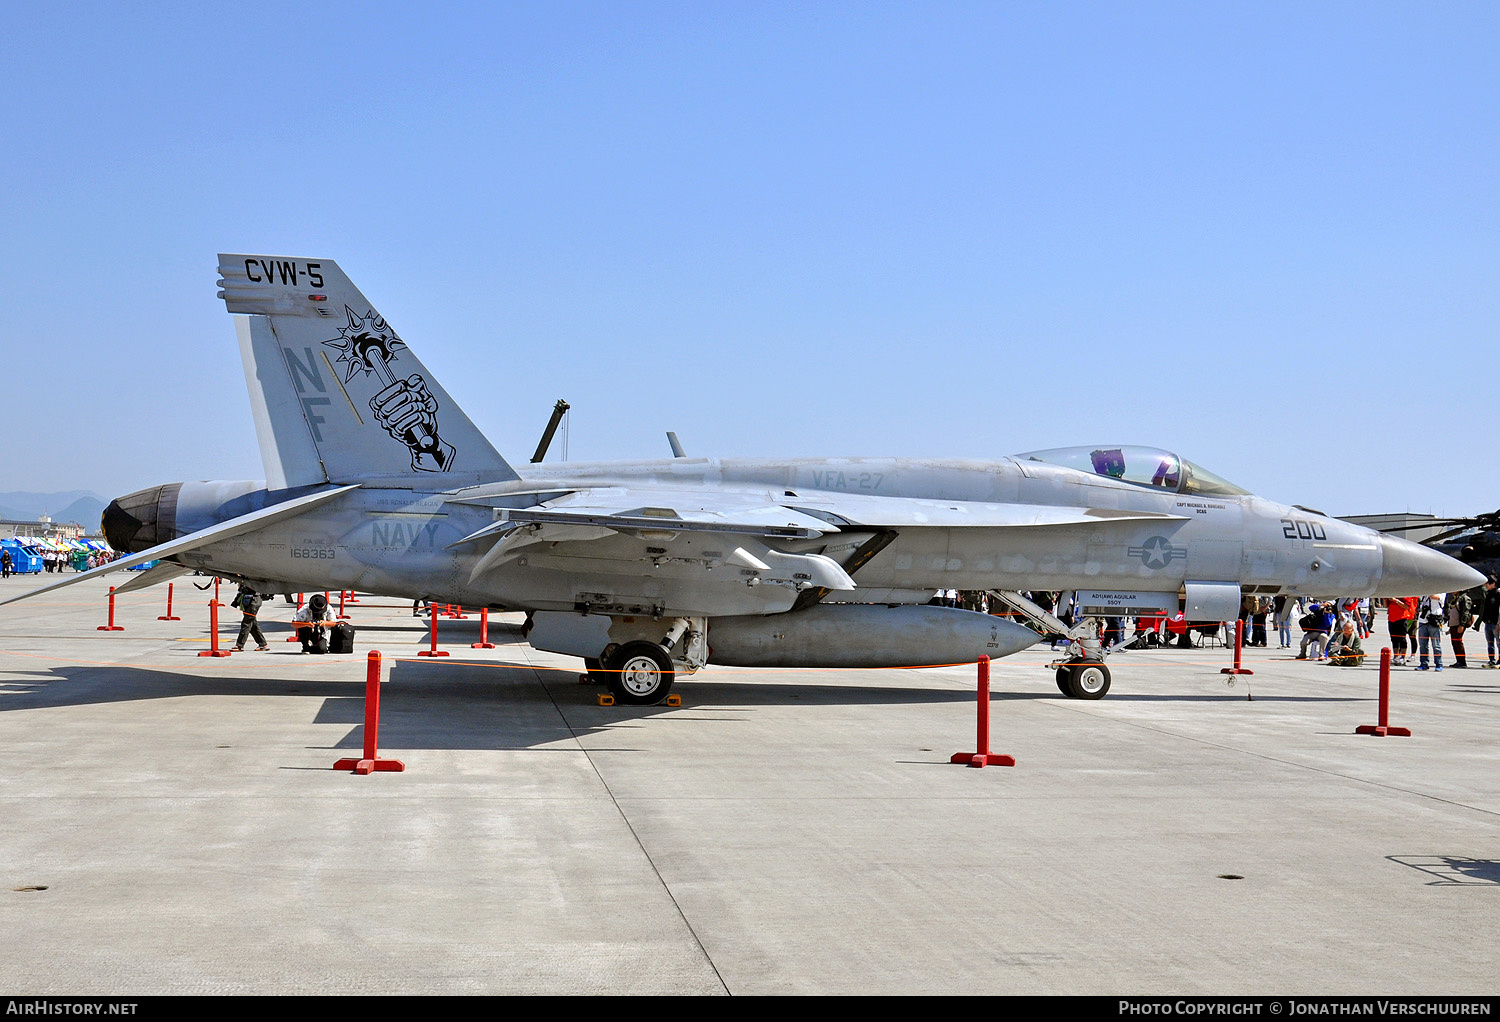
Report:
1055,661,1112,699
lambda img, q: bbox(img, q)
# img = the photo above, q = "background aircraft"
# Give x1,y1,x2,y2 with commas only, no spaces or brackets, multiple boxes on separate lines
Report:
1395,509,1500,589
4,255,1481,704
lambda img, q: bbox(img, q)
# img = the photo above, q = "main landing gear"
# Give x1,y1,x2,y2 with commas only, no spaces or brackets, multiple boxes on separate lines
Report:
584,643,678,705
602,641,676,705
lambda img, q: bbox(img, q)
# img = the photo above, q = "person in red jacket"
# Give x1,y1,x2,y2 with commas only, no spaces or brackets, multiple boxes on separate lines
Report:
1387,596,1416,666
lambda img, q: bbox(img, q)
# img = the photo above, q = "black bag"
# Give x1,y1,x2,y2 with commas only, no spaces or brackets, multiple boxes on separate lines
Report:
304,627,328,654
1424,597,1444,628
329,621,355,655
1299,613,1320,631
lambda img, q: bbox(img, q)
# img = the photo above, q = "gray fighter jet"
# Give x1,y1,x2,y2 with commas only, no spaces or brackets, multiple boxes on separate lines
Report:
7,255,1481,703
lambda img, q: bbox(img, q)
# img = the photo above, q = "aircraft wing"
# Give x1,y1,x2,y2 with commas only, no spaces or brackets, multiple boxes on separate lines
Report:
448,488,855,600
780,491,1189,529
451,485,1185,532
448,487,838,537
0,484,359,608
442,485,1187,616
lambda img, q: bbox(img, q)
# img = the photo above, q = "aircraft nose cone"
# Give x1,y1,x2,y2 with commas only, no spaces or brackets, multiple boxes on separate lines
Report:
1378,533,1485,596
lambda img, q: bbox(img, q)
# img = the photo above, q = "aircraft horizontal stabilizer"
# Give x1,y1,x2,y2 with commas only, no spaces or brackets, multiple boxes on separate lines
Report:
0,484,359,609
109,560,194,595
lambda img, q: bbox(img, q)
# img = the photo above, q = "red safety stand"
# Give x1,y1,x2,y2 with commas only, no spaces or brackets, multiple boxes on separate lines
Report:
334,651,406,774
198,600,232,657
418,605,449,656
1356,648,1411,737
214,577,221,603
950,655,1015,768
157,581,181,621
336,590,350,620
1221,619,1254,676
286,592,306,642
471,606,497,649
346,590,361,604
444,603,468,619
97,585,125,631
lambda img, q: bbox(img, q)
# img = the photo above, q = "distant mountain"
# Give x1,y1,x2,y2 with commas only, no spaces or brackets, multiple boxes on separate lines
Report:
0,490,108,526
52,496,108,528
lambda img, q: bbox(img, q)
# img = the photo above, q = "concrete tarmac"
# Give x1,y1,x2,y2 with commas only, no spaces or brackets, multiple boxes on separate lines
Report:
1,575,1497,995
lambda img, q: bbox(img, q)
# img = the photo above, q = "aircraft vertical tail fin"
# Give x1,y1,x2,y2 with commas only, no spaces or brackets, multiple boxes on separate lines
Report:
217,254,518,487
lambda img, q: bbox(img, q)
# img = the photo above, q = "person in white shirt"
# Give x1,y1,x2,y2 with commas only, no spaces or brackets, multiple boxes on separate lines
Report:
293,593,335,654
1415,593,1445,672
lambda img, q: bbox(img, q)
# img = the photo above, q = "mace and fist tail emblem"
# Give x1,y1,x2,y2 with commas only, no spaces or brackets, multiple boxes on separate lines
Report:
324,307,457,472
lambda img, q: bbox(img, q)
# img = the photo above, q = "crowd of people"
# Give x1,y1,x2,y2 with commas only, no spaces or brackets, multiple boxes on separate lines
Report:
40,548,120,572
0,545,120,577
941,579,1500,670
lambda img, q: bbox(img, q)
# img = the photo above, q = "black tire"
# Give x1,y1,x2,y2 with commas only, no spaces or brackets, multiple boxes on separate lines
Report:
1066,662,1111,700
1055,667,1073,696
604,641,675,705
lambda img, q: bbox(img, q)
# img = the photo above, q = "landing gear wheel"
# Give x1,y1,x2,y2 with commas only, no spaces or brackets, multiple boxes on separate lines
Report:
1065,661,1111,700
1055,667,1073,695
604,641,675,705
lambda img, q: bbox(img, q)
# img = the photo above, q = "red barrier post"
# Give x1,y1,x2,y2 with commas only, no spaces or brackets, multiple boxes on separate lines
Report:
346,590,360,604
334,651,406,774
1357,648,1411,737
471,607,497,649
949,655,1015,768
198,600,231,657
418,604,449,657
285,592,307,642
444,603,467,619
214,577,220,603
157,581,181,621
336,590,350,620
1221,619,1254,676
97,585,124,631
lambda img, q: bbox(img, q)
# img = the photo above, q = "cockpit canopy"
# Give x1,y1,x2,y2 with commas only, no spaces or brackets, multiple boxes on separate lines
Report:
1016,445,1250,497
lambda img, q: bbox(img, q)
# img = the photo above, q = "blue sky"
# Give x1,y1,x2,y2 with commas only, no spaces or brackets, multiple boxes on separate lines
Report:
2,2,1495,517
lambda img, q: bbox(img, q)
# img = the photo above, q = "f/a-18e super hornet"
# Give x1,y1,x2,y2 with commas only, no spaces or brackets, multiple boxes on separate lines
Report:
6,255,1482,703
